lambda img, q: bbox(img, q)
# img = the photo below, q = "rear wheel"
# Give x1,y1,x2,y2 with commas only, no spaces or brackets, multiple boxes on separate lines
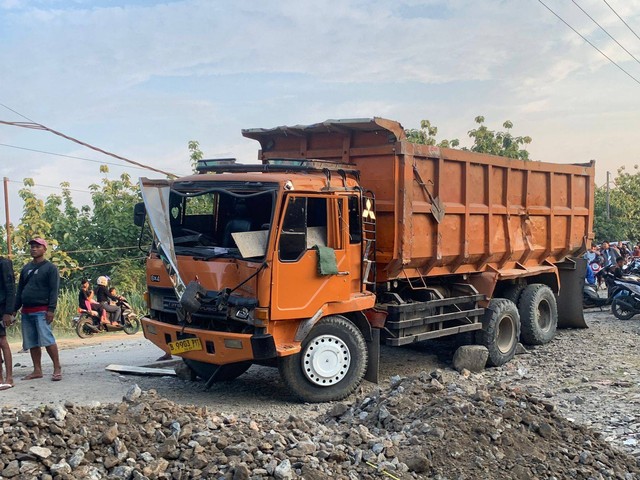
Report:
518,284,558,345
501,284,525,305
478,299,520,367
611,297,635,320
76,316,97,339
278,315,367,403
183,358,252,382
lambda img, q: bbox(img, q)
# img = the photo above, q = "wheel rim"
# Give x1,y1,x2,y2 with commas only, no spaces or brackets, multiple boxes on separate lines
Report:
537,300,552,332
302,334,350,386
497,315,515,353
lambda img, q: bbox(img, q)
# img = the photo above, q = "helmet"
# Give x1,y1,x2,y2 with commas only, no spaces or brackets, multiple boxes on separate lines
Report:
96,276,109,286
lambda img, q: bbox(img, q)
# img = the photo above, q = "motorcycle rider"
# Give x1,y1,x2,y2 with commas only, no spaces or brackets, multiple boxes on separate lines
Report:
94,276,122,325
612,256,626,279
78,279,103,318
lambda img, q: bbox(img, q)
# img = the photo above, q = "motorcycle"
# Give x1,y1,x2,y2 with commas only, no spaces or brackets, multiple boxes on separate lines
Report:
610,277,640,320
74,298,141,338
583,270,622,309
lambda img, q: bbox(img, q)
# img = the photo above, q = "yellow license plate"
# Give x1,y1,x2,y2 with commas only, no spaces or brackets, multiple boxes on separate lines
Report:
168,337,203,354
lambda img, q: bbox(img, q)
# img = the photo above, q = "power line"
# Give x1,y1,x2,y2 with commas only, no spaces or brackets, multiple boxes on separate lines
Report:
0,143,149,171
538,0,640,86
572,0,640,65
602,0,640,43
0,102,36,123
75,257,146,270
65,245,139,254
0,101,181,178
7,178,91,194
0,119,179,178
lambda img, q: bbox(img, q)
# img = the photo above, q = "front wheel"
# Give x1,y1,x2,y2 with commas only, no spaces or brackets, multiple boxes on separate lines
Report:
477,299,520,367
123,316,140,335
76,315,97,339
611,297,636,320
278,315,368,403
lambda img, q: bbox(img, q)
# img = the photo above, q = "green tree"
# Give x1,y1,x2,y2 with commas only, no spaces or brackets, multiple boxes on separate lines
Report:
405,120,460,148
406,116,532,160
593,166,640,243
81,166,145,293
189,140,203,173
13,178,76,276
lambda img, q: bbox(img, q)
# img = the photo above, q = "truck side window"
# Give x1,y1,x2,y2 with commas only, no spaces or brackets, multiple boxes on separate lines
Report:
348,195,361,244
279,197,307,261
279,196,330,261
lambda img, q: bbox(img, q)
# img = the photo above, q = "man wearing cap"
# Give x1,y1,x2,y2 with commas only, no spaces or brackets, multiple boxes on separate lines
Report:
14,238,62,381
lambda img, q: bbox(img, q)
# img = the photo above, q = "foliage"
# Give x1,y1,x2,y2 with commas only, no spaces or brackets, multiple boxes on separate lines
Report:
405,120,460,148
189,140,203,173
186,140,214,214
593,166,640,243
11,167,146,295
406,116,532,160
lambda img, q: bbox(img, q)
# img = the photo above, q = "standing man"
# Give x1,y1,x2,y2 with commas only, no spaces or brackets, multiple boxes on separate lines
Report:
0,251,15,390
600,241,620,268
14,238,62,381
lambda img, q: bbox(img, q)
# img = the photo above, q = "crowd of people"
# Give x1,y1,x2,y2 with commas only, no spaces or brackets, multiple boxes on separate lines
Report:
584,240,639,287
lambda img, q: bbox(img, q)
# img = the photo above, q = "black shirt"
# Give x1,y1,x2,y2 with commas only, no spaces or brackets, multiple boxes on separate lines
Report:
95,285,118,303
15,260,59,312
0,257,15,314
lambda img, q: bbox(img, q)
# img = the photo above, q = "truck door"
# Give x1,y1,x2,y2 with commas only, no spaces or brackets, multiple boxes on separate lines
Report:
271,194,351,320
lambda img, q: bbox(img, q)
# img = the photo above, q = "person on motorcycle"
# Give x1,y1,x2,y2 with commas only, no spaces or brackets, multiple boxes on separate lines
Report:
78,279,104,328
94,276,122,325
613,256,626,279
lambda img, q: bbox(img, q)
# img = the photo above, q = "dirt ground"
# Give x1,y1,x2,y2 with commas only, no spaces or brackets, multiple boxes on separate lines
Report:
1,309,640,479
1,308,638,430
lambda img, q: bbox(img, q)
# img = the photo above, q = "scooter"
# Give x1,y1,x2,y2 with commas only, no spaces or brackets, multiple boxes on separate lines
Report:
610,277,640,320
583,271,621,309
74,298,141,338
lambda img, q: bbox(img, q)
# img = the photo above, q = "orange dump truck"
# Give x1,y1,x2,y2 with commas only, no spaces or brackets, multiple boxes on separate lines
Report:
136,118,595,402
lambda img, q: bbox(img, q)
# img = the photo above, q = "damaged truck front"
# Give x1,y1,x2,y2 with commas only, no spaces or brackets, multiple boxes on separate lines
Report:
136,117,595,403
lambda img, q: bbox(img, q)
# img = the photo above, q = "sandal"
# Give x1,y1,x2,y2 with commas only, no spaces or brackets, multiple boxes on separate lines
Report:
51,372,62,382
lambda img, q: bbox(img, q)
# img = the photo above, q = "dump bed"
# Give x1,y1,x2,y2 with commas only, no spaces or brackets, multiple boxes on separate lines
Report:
243,118,595,282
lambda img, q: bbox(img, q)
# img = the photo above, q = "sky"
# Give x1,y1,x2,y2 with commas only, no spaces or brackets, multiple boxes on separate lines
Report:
1,0,640,224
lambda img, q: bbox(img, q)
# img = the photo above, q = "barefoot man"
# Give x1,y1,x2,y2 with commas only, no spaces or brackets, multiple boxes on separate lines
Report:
0,251,16,390
14,238,62,382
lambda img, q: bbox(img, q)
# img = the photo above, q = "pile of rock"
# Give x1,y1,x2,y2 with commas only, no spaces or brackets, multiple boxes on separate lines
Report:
1,371,639,479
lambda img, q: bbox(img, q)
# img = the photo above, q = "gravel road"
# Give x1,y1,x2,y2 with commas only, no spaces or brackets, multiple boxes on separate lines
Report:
2,308,639,458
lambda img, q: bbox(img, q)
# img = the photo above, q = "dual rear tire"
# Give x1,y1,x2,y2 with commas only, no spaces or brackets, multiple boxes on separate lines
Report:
479,283,558,366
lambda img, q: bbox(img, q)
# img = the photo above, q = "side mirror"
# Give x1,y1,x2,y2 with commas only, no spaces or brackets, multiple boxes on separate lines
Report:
133,202,146,227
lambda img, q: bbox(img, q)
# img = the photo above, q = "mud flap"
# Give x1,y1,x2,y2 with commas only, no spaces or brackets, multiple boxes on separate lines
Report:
364,328,380,384
556,257,588,329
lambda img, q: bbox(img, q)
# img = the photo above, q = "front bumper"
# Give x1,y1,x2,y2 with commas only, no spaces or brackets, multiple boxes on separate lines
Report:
141,317,276,364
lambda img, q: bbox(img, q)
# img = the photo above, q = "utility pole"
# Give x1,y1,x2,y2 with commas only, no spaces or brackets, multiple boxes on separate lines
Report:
606,171,610,220
3,177,11,256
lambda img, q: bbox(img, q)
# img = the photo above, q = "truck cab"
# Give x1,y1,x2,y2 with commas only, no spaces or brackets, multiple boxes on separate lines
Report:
139,160,377,402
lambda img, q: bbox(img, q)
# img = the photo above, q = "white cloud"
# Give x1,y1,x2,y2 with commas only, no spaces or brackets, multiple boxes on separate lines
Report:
1,0,640,210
